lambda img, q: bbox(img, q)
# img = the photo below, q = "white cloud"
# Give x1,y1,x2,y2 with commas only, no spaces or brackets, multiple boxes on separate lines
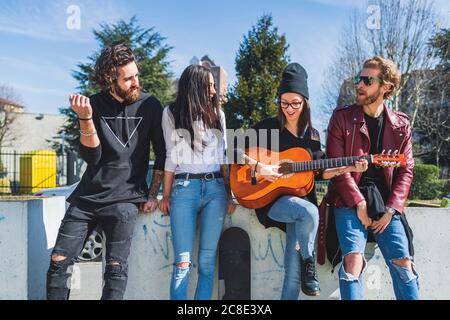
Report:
307,0,450,22
433,0,450,27
0,55,73,84
0,0,130,42
306,0,361,7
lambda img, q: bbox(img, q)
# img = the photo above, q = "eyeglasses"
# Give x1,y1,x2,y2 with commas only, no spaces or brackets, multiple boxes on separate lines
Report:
280,101,304,109
354,75,382,86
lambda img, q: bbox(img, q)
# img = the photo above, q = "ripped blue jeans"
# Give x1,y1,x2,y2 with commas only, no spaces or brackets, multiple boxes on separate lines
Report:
169,177,227,300
335,207,419,300
47,202,139,300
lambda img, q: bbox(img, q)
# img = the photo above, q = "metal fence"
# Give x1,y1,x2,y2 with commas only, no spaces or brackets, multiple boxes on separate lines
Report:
0,151,67,194
0,151,330,197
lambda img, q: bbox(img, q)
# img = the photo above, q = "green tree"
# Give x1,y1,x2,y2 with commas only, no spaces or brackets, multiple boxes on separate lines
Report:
428,28,450,73
52,16,173,155
409,164,443,200
224,15,289,129
413,28,450,169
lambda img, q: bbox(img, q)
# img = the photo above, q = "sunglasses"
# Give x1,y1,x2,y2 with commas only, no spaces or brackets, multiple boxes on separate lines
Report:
354,75,382,86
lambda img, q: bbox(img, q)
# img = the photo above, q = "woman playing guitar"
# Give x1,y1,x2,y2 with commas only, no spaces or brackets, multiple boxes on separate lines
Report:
236,63,368,299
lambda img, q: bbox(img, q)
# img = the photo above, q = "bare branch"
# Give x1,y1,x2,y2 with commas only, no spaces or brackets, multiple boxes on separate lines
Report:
321,0,438,116
0,84,20,149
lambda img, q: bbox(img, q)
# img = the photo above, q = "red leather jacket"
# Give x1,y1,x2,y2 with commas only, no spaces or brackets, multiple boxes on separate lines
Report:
325,103,414,214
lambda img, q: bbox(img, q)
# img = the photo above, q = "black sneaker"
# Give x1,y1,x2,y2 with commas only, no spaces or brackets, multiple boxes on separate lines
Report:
300,256,320,296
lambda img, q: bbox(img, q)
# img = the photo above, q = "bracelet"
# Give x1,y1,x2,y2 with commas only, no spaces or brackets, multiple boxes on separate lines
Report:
79,129,97,136
78,117,92,121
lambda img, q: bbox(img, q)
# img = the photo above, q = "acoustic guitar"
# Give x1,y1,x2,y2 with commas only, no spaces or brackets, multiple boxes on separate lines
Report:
230,147,406,209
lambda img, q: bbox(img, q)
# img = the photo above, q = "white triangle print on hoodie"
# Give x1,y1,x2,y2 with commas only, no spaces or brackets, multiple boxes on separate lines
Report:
102,116,143,148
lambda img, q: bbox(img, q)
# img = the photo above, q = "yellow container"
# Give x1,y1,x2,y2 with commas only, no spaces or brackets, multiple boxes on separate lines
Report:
0,178,11,193
20,150,57,193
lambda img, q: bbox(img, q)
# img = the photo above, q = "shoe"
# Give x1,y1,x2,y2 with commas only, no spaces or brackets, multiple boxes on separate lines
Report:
300,255,320,296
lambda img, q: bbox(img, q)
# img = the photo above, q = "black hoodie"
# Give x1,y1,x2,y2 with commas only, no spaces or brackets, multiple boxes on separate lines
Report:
67,91,166,206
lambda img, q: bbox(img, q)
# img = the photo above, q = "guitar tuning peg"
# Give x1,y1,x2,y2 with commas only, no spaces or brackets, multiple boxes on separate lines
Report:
381,149,386,154
387,149,392,155
394,149,399,154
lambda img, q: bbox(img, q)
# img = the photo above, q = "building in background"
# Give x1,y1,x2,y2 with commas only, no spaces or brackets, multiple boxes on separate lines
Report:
2,112,65,152
0,111,66,193
0,97,24,113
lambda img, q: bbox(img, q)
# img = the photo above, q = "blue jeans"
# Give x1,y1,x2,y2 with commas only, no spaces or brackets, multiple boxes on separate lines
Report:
334,207,419,300
268,196,319,300
169,177,228,300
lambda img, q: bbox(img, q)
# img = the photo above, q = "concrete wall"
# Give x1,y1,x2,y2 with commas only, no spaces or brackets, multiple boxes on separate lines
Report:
1,198,447,300
0,197,66,299
124,207,450,300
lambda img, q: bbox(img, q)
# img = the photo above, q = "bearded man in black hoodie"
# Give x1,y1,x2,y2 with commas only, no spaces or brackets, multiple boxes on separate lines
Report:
46,44,166,300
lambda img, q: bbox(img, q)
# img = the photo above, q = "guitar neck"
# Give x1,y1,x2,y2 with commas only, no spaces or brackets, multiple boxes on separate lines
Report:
291,155,373,172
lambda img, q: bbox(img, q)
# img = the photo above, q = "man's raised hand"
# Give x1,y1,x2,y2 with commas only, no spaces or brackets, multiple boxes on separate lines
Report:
69,94,92,119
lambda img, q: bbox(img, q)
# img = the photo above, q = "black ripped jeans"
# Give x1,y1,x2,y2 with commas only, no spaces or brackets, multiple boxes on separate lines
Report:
46,202,139,300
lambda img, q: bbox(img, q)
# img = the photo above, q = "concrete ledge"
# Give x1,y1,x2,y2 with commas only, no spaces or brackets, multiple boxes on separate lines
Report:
0,197,66,299
124,207,450,300
0,197,65,300
1,197,446,299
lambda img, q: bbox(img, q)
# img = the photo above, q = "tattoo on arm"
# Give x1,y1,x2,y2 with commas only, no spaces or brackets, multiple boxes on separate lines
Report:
220,164,232,200
149,169,164,199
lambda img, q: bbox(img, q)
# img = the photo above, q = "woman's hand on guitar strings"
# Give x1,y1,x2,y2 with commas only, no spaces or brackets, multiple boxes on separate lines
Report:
257,163,283,182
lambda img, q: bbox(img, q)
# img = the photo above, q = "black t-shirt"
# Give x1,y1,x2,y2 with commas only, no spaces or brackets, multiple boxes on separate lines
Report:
360,112,389,201
240,117,325,231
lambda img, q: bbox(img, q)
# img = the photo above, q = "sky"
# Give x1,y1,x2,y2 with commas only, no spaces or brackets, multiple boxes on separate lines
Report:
0,0,449,132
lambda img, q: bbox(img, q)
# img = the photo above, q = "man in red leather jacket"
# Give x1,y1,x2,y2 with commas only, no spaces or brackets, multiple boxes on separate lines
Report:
325,56,419,300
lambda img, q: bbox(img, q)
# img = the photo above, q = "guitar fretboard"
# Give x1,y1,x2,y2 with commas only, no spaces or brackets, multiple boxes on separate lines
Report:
291,155,372,172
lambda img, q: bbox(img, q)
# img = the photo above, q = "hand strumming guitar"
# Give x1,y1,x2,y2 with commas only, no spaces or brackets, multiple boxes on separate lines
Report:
256,163,283,183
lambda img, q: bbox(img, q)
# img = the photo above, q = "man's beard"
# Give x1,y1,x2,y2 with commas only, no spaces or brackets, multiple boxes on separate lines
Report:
112,83,141,104
356,87,383,106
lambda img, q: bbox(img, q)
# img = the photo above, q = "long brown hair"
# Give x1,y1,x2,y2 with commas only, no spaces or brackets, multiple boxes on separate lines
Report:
170,65,222,150
277,97,313,138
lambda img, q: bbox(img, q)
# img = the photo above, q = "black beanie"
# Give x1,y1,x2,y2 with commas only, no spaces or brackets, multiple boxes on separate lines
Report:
278,63,309,100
